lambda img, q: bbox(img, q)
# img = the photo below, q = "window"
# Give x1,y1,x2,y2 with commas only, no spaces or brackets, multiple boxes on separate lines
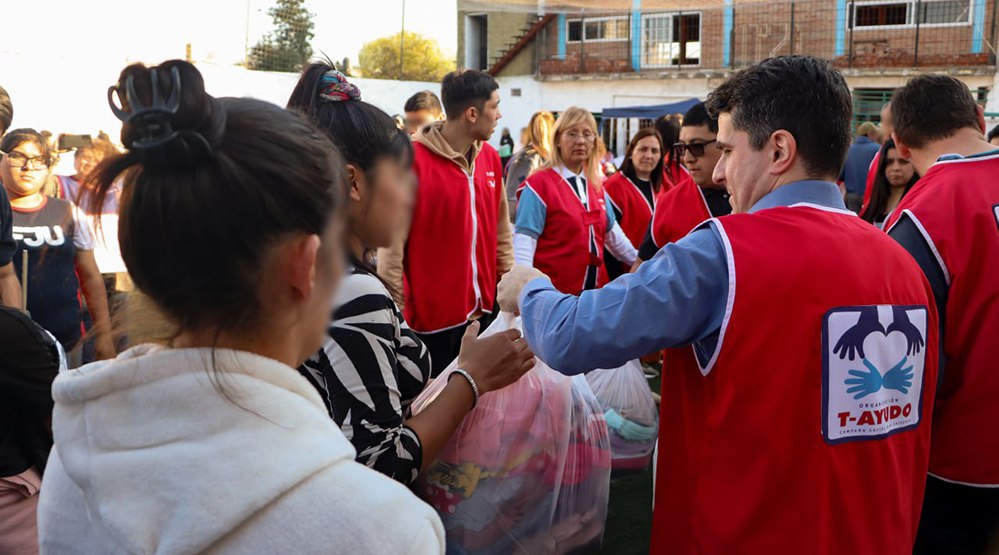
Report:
918,0,971,24
849,0,972,28
567,16,630,42
642,13,701,67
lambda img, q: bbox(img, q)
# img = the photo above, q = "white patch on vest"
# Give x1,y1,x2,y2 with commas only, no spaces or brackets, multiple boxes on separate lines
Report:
823,305,928,445
486,170,496,188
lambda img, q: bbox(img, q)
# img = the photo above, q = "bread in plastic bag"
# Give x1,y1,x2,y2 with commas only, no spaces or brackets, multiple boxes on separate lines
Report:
411,313,612,555
585,360,659,472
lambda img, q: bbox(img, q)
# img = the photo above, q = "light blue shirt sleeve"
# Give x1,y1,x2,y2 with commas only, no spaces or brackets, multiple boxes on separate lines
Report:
519,223,729,375
513,185,547,239
604,192,617,229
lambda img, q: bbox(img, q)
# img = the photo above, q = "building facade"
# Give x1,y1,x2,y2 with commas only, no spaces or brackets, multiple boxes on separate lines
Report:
458,0,998,154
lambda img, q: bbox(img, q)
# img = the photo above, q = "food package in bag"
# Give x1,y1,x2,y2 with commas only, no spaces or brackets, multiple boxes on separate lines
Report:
411,314,612,555
585,360,659,472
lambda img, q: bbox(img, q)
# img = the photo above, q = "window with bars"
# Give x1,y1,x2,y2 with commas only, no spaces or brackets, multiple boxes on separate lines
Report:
849,0,972,28
567,17,630,42
641,13,701,67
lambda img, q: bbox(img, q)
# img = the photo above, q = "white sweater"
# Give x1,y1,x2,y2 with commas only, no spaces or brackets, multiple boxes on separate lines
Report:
38,345,445,554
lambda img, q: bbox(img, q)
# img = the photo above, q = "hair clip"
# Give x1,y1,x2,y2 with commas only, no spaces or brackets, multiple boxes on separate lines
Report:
107,65,214,164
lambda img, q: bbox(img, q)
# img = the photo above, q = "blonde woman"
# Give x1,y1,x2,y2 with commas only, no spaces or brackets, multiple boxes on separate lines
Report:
504,111,555,221
512,107,637,295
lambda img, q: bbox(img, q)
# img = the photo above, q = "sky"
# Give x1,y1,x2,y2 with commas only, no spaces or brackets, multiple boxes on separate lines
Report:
2,0,458,67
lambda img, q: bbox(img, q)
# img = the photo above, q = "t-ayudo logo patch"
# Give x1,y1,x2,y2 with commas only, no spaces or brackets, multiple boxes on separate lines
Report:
822,305,928,444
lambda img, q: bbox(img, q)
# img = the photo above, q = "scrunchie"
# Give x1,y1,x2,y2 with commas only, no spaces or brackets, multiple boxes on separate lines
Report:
319,69,361,102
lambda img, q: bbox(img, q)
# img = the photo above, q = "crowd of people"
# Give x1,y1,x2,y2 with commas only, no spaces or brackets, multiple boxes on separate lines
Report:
0,52,997,555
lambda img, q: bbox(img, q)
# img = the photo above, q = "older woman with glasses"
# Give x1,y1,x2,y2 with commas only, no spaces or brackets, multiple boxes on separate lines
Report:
512,107,638,295
1,129,113,361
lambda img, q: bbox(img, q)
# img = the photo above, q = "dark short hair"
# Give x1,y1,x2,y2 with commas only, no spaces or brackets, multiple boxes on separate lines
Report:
892,75,980,149
0,128,51,165
0,85,12,136
89,60,345,335
404,90,443,117
289,61,413,174
706,55,852,178
440,69,498,120
654,114,683,148
989,124,999,143
682,102,718,134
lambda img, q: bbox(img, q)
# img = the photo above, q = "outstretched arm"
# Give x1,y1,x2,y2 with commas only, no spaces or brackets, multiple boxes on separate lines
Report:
507,224,730,375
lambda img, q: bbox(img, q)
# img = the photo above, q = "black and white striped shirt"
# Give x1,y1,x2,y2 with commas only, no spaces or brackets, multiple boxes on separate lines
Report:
299,265,432,486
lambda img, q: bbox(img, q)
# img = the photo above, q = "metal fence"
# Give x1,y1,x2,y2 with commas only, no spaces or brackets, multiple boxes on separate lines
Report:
535,0,998,75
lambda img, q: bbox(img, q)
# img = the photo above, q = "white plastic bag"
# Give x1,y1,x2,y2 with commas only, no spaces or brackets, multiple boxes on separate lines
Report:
412,314,612,555
585,360,659,471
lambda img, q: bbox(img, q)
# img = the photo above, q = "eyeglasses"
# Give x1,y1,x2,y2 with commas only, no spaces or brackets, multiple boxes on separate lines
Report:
673,139,718,158
4,151,50,170
565,131,596,143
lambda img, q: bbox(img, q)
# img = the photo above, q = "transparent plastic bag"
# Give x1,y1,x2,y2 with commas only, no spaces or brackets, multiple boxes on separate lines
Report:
585,360,659,471
412,314,612,555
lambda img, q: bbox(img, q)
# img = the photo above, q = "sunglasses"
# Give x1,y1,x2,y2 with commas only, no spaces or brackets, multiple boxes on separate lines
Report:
673,139,718,158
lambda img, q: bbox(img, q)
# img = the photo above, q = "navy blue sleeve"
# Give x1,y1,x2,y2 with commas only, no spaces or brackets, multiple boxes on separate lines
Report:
0,187,15,266
888,214,948,388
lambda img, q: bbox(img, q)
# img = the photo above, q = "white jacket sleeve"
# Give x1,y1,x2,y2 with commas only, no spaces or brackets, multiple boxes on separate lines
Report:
605,223,638,266
513,233,538,267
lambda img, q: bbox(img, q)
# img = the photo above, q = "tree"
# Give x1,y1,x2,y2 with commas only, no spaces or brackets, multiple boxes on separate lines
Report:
248,0,315,73
358,32,455,82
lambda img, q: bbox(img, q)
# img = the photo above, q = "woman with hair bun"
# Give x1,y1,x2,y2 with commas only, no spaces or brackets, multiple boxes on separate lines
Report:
37,60,445,554
287,62,533,487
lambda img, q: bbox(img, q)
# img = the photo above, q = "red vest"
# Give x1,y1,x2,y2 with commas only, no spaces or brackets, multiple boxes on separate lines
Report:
603,172,653,250
404,142,503,333
651,173,711,249
518,168,609,295
860,149,881,214
885,153,999,485
653,205,938,554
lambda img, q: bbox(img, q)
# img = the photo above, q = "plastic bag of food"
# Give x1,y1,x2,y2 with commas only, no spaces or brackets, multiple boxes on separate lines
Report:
412,314,611,555
585,360,659,472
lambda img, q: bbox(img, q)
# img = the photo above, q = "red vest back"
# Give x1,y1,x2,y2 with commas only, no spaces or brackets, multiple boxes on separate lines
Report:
518,168,609,295
653,205,938,554
885,153,999,485
603,172,653,250
651,173,711,248
404,142,503,333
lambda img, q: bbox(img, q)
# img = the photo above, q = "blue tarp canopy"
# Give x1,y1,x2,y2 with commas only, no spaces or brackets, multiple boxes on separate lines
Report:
600,98,701,119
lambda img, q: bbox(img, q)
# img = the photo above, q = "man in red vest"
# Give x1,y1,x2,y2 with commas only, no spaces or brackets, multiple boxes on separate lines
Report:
884,75,999,554
378,70,513,375
634,102,730,267
499,56,938,554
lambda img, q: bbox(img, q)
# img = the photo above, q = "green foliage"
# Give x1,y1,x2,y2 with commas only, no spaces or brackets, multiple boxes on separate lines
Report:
358,31,455,82
248,0,315,73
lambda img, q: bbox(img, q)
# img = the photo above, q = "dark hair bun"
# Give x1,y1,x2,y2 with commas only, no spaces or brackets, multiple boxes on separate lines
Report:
110,60,227,170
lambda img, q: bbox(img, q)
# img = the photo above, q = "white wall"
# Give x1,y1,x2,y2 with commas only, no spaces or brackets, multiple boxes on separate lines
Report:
492,75,717,155
0,51,440,139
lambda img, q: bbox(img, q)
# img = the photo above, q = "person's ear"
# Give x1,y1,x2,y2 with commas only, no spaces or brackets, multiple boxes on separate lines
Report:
285,234,321,302
346,163,364,203
976,105,987,134
465,105,479,125
892,132,914,160
768,130,797,176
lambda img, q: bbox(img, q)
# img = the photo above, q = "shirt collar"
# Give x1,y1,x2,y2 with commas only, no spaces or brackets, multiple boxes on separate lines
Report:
557,165,586,184
748,180,847,214
856,136,873,145
936,147,999,162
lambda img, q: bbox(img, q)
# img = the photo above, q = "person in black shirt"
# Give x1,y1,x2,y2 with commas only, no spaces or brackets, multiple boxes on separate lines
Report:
0,85,22,309
2,129,113,359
